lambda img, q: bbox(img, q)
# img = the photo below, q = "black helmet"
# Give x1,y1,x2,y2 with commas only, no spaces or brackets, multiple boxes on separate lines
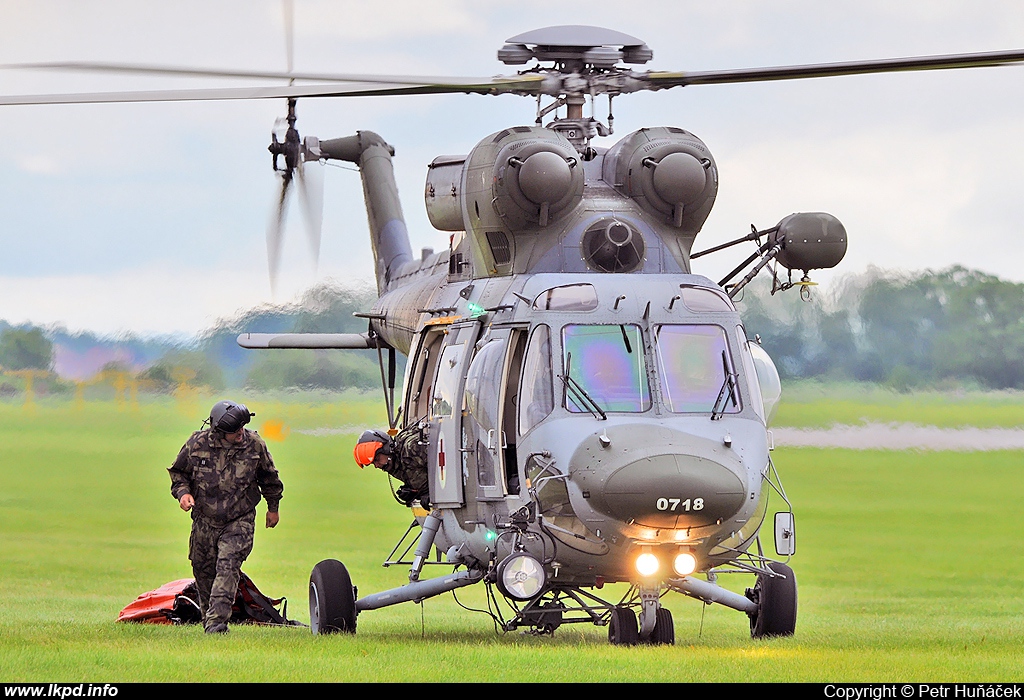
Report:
210,400,254,433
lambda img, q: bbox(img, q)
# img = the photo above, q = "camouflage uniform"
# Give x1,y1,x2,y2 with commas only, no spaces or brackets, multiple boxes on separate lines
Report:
385,425,430,505
168,428,283,631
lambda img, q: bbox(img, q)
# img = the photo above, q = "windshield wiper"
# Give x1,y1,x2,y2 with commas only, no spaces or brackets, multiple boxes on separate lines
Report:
560,351,607,421
711,350,739,421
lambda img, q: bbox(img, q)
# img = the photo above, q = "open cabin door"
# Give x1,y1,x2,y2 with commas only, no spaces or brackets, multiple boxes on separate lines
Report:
462,325,528,501
415,319,481,509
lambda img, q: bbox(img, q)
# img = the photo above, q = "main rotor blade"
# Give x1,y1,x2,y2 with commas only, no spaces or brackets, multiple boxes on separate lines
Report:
0,61,547,89
0,74,543,106
647,48,1024,88
296,160,324,273
0,60,500,85
267,175,291,294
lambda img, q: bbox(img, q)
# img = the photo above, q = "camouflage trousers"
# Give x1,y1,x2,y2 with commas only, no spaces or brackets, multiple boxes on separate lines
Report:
189,512,255,630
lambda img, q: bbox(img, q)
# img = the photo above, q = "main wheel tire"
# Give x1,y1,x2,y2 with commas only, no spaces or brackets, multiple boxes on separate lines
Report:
749,561,797,638
650,607,675,645
309,559,357,635
608,606,639,646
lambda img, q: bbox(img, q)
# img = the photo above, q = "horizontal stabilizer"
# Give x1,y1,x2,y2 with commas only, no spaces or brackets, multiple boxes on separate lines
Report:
236,332,379,349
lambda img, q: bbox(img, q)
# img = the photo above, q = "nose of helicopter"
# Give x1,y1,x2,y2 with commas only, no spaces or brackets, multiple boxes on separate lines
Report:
568,423,748,529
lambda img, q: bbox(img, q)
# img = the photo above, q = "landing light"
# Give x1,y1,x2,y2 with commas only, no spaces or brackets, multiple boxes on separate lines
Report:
496,552,546,601
635,549,659,577
673,551,697,577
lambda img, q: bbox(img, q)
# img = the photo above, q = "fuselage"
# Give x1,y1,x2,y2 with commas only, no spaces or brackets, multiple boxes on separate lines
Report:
331,124,780,587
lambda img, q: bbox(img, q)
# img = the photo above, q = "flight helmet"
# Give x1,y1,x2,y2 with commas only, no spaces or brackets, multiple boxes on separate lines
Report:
354,429,393,468
210,400,254,434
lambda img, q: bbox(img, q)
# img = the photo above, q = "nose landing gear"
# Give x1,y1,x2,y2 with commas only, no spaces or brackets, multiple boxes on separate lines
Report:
608,587,675,646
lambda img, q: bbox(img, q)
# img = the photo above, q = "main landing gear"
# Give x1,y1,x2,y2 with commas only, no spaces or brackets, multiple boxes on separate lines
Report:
309,559,357,634
746,561,798,638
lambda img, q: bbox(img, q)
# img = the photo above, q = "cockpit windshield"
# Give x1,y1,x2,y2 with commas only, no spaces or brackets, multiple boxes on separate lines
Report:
562,324,650,413
655,325,740,414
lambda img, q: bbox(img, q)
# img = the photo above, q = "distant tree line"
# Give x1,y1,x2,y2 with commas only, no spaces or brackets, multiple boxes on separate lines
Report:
4,268,1023,395
736,265,1024,390
0,282,388,395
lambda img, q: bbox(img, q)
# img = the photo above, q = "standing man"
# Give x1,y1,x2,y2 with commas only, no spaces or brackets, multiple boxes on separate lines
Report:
169,400,284,634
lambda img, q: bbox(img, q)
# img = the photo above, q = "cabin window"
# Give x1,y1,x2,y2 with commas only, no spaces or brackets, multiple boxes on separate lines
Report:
519,325,553,434
532,284,598,311
680,286,734,312
430,342,466,419
463,339,505,487
561,324,650,413
654,324,740,414
463,339,503,425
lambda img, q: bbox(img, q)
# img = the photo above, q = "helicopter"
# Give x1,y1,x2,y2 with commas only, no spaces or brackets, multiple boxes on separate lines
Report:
231,26,1024,643
5,23,1024,645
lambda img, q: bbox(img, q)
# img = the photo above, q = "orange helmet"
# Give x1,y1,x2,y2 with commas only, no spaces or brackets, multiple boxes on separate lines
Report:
354,429,392,468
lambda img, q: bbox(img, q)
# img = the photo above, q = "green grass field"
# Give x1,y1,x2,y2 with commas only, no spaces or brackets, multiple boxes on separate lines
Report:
1,388,1022,682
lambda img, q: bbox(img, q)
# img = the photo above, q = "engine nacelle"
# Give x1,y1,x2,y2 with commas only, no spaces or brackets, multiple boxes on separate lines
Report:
492,137,584,229
602,127,718,232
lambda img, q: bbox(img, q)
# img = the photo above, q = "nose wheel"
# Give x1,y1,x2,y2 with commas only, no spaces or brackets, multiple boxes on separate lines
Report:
608,604,674,645
650,607,674,645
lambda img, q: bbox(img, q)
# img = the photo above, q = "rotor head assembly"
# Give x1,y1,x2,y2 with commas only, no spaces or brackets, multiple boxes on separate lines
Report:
498,26,653,70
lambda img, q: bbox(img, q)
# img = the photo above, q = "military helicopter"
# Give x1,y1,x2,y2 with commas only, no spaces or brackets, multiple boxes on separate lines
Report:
5,24,1024,645
232,26,1024,644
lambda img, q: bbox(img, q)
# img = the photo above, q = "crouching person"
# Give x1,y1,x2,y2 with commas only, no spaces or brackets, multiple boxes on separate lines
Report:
354,426,430,507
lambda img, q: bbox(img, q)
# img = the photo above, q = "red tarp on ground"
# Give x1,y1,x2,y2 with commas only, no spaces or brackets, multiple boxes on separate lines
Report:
116,578,195,624
117,573,299,626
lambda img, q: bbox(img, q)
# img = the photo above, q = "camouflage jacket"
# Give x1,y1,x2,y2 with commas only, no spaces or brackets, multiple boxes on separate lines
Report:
169,428,283,523
382,424,429,494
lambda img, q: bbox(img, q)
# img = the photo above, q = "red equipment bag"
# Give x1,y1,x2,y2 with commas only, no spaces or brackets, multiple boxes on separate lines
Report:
117,572,301,626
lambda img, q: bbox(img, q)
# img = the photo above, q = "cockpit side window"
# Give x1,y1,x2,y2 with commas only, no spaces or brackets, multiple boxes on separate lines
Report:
562,324,651,413
655,324,741,414
518,325,554,435
532,284,599,311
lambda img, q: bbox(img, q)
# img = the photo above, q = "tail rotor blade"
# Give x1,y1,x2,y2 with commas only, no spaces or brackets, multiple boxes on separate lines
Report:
296,158,324,272
267,174,291,294
282,0,294,75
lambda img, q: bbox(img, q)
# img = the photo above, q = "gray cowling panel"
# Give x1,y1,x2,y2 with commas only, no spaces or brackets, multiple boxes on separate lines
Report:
425,155,467,232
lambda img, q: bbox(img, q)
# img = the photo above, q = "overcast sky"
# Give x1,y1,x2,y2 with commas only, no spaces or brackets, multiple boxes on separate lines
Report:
1,0,1023,338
